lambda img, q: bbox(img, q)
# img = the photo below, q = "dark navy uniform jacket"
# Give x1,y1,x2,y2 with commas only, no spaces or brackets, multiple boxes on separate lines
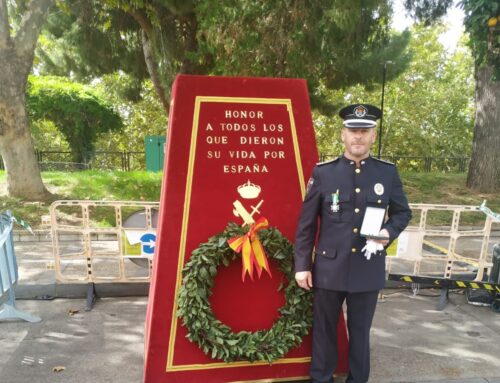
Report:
294,155,412,293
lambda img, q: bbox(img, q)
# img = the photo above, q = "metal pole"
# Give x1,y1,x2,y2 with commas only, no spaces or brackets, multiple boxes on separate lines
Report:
378,61,392,159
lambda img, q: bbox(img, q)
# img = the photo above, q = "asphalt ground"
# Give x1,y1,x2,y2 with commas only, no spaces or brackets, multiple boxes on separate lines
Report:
1,235,500,383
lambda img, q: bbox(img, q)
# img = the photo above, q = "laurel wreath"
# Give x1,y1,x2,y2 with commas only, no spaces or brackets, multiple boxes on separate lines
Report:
177,222,312,363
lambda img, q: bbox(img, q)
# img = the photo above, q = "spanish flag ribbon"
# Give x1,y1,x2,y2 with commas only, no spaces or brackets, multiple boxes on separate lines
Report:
227,217,272,282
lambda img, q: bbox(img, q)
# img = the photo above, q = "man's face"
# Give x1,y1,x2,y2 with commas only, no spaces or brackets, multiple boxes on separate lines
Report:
341,127,377,161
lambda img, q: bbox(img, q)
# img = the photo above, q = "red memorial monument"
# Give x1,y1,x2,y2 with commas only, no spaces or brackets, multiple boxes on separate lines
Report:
144,75,348,383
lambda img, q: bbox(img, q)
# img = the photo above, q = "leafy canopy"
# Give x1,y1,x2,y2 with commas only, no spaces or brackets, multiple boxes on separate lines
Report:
27,76,123,162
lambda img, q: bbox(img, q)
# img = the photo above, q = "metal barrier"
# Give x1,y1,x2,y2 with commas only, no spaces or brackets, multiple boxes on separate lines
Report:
0,212,41,323
50,200,159,308
387,202,500,309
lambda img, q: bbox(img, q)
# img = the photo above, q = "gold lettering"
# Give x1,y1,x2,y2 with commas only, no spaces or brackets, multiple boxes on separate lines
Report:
240,136,284,145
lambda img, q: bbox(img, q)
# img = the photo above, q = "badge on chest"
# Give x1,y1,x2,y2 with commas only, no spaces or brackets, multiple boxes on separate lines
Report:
331,189,340,213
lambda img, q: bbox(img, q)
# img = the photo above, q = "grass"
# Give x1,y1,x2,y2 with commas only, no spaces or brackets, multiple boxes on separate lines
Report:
0,170,163,228
0,170,498,229
401,172,500,226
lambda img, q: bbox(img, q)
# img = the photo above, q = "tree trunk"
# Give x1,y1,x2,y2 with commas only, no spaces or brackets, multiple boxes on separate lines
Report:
466,66,500,193
0,0,53,200
140,29,170,113
0,50,49,200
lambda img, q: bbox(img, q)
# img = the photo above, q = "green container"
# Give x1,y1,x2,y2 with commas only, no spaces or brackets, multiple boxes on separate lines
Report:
144,135,166,172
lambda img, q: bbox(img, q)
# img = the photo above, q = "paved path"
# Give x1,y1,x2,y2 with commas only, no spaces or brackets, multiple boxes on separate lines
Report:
1,291,500,383
2,235,500,382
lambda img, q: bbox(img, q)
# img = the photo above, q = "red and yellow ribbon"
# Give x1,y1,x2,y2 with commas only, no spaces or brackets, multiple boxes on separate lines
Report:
227,217,272,282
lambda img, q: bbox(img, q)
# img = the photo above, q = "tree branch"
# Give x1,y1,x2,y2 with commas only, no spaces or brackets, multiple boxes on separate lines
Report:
0,0,11,48
13,0,53,55
129,9,153,38
141,29,170,113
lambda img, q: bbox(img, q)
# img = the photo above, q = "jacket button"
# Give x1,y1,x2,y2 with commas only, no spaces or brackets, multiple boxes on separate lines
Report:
355,188,360,193
355,168,361,174
378,199,382,204
322,251,326,255
353,228,358,233
355,208,360,213
351,248,356,252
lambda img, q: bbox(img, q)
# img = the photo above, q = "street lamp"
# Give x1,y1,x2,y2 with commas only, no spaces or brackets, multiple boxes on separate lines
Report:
378,60,392,158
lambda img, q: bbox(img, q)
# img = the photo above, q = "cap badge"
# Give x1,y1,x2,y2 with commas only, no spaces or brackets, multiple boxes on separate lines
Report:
374,183,384,195
354,105,367,118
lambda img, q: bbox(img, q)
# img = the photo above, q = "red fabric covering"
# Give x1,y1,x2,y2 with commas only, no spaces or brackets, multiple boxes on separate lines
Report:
144,75,348,383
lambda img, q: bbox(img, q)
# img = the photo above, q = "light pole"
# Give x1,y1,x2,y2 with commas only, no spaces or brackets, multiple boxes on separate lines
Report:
378,60,392,159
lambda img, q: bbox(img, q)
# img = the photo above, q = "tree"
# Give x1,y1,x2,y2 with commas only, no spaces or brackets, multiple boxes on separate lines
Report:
36,1,411,114
312,25,475,160
404,0,500,192
93,74,167,154
36,0,204,112
27,76,123,163
0,0,54,200
196,0,411,112
462,2,499,192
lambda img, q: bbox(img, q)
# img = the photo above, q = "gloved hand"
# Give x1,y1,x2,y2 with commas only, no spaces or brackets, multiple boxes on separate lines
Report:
361,240,384,260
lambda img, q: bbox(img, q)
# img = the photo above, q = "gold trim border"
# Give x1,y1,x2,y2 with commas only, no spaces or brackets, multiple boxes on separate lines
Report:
166,96,307,374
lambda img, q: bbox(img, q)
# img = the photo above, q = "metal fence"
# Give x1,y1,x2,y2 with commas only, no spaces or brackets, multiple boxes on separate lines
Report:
0,151,145,172
0,150,470,172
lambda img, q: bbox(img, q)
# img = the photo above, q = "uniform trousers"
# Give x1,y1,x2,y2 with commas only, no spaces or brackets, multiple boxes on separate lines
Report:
310,288,379,383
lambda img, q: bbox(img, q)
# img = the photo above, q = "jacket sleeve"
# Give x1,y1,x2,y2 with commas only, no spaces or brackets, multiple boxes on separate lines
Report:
382,167,412,245
294,166,322,272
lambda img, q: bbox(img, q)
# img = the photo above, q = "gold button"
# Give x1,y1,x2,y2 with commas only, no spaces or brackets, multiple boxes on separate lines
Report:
378,199,382,204
355,169,361,174
353,228,358,233
351,248,356,253
355,188,361,193
355,208,360,213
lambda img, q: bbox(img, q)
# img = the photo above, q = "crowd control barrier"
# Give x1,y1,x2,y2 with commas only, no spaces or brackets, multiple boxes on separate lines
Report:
50,200,159,309
387,202,500,310
0,211,41,323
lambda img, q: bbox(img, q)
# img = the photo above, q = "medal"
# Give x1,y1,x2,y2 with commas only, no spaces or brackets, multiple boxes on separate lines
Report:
331,190,340,212
374,183,384,196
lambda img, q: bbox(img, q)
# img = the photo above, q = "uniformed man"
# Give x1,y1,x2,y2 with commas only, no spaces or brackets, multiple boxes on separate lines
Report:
294,104,412,383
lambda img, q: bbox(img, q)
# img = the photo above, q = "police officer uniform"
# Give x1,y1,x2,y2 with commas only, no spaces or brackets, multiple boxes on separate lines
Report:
294,104,412,383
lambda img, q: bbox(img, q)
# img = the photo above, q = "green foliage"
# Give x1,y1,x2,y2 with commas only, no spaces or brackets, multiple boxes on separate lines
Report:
403,0,453,24
177,223,312,363
27,76,124,162
35,0,148,93
196,0,411,112
93,74,167,152
0,170,163,228
404,0,499,79
0,170,498,229
35,1,412,113
460,0,500,79
314,25,475,158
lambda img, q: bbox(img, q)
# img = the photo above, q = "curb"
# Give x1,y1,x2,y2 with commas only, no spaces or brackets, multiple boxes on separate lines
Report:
15,282,150,300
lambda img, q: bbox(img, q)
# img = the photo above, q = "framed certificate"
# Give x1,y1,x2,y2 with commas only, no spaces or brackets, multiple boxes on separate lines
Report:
360,207,388,240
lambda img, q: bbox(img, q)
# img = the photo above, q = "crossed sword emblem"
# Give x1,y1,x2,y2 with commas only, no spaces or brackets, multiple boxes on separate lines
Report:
233,199,264,226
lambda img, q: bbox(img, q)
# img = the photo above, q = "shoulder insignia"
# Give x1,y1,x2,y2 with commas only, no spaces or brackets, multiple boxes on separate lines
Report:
372,157,395,166
316,157,340,166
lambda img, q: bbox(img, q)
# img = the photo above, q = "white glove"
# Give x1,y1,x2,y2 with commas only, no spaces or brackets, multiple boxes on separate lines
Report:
361,240,384,260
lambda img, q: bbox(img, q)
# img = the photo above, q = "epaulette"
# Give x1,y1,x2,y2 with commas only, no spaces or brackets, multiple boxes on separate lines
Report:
317,157,340,166
372,157,395,165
